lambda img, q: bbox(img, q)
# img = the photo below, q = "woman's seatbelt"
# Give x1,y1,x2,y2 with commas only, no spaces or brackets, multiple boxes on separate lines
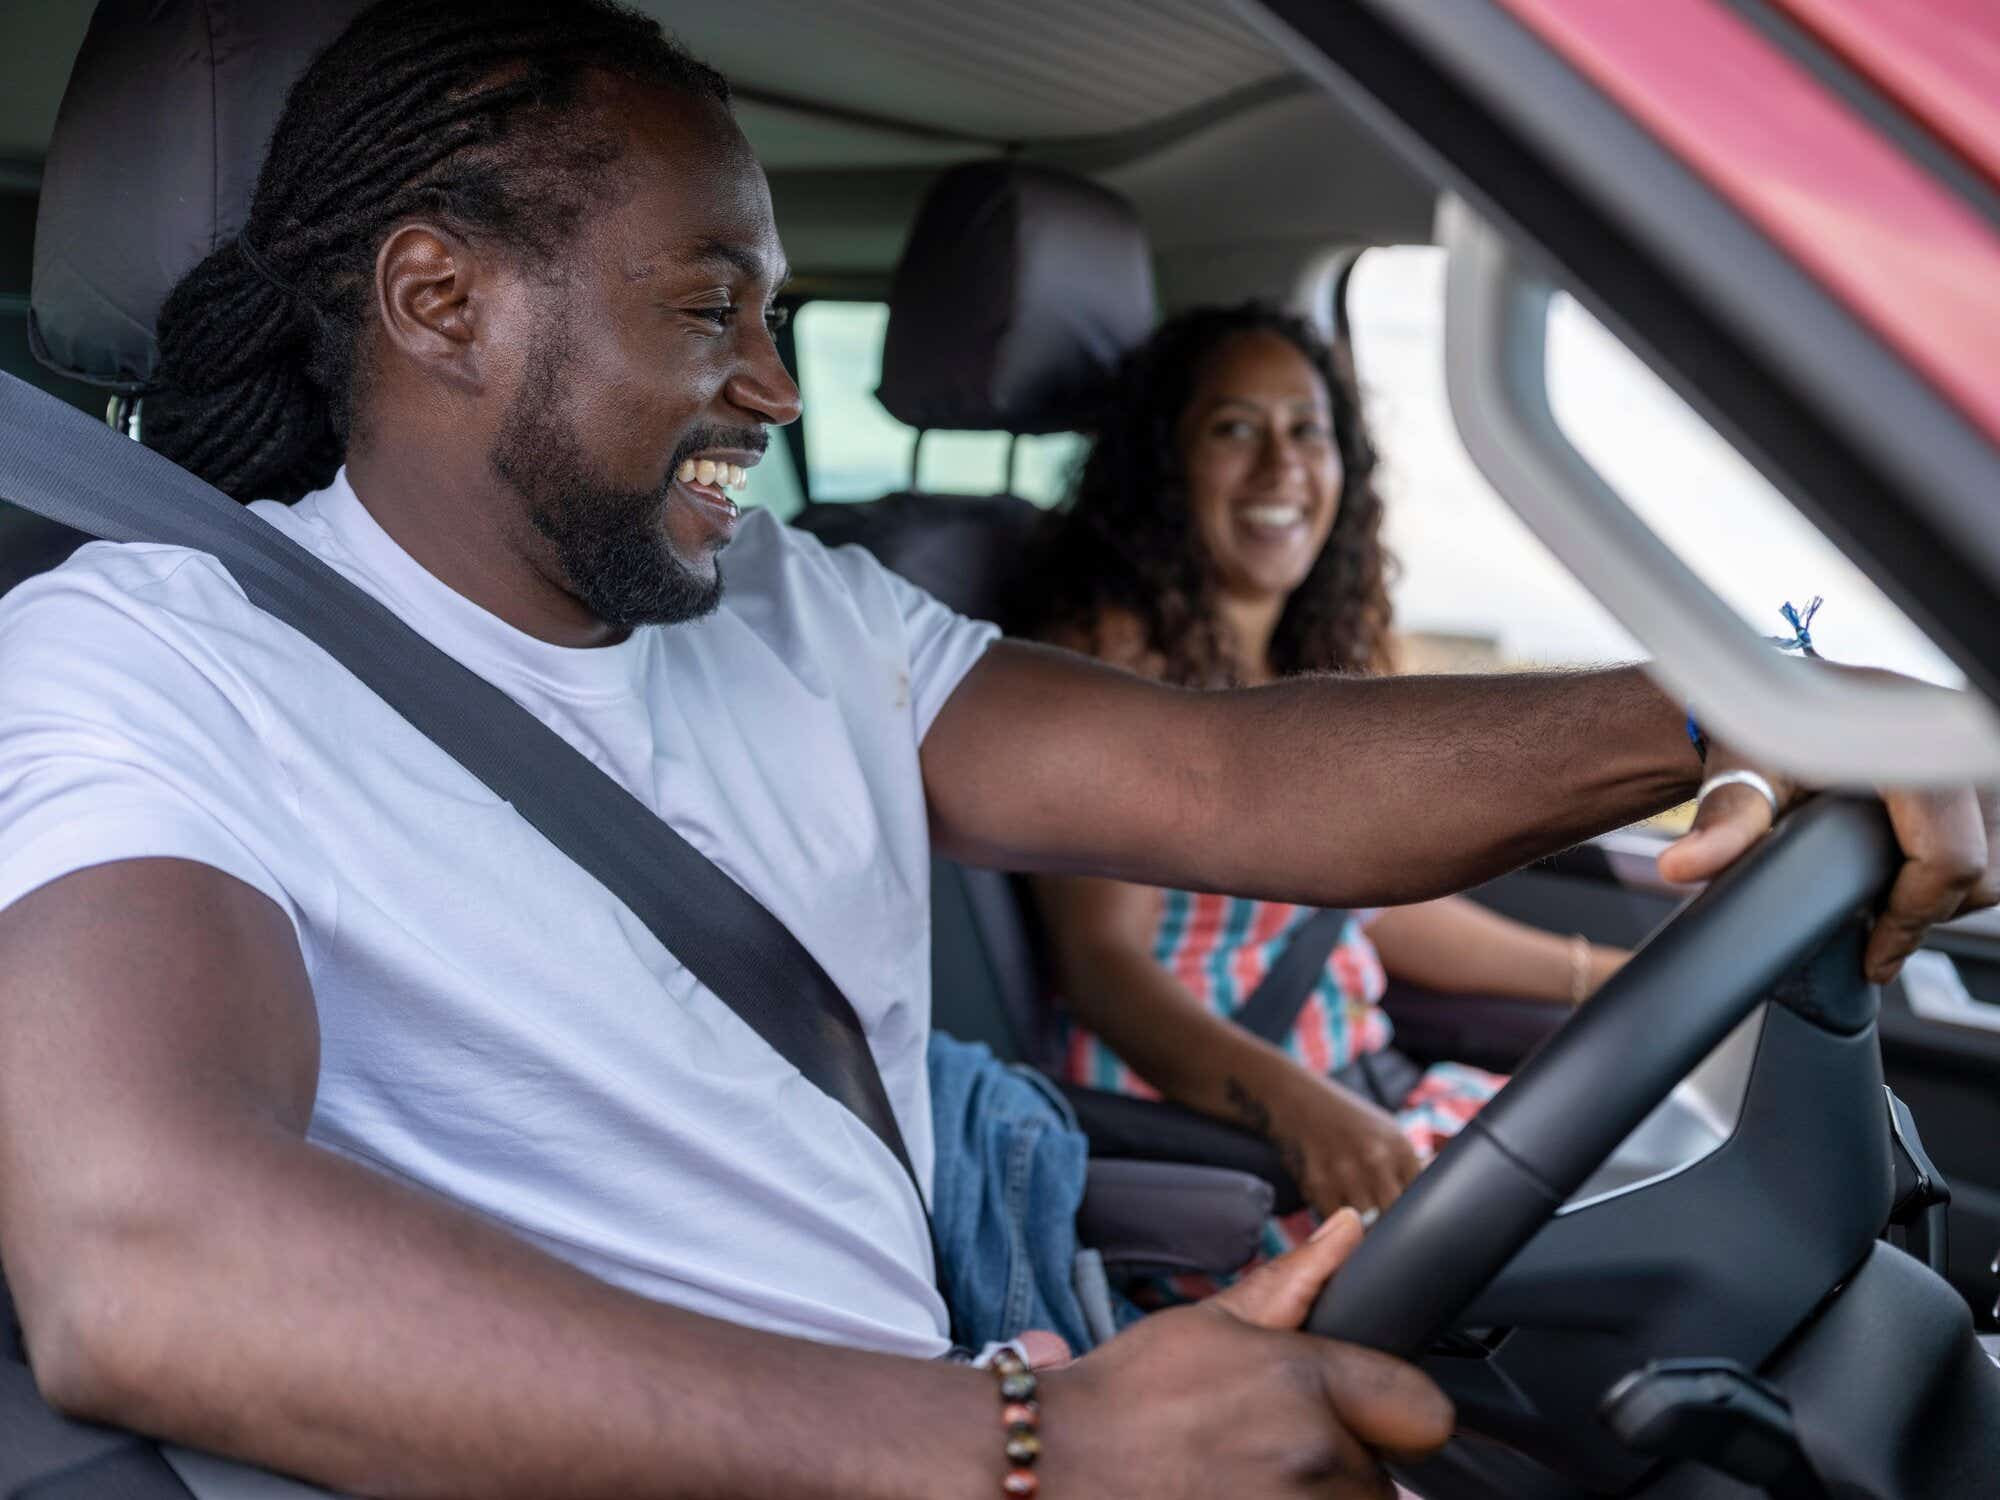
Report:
0,371,931,1222
1231,907,1351,1045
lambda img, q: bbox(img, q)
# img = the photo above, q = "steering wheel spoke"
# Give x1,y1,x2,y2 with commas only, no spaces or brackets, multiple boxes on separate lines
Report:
1308,795,1898,1359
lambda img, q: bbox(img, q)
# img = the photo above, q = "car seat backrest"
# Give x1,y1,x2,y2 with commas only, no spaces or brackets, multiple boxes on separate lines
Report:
7,18,369,1488
29,0,368,395
795,160,1156,1070
796,489,1060,1068
3,2,367,605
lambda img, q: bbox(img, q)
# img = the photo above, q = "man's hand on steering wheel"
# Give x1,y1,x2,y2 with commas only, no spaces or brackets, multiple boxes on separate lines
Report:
1043,1210,1453,1497
1657,734,1999,984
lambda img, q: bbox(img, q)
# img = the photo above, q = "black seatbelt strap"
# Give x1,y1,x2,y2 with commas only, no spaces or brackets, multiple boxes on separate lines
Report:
1230,907,1350,1045
0,373,934,1236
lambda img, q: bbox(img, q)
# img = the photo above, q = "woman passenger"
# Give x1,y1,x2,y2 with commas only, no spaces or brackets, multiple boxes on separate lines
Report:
1021,303,1626,1259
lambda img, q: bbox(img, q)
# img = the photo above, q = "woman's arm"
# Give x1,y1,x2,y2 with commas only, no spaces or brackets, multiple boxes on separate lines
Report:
1032,872,1420,1217
1364,897,1626,1004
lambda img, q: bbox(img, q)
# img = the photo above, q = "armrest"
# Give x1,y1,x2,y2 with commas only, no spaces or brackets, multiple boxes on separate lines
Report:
1054,1083,1303,1215
1076,1160,1274,1276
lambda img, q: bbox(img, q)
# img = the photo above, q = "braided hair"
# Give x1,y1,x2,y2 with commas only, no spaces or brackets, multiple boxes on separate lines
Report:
1021,303,1394,687
144,0,729,504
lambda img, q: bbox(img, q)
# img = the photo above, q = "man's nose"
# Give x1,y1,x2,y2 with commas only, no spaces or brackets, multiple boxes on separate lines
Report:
727,327,802,428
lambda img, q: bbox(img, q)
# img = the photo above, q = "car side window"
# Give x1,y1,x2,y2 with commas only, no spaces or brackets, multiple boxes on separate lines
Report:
784,300,1086,512
1346,245,1963,686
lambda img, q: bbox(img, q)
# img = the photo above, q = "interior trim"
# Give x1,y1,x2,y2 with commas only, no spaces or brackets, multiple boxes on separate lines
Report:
1438,196,2000,781
1557,1006,1766,1214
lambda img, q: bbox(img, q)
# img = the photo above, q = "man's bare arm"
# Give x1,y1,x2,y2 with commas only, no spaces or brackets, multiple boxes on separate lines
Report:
0,858,1452,1498
0,860,1002,1499
923,643,1696,907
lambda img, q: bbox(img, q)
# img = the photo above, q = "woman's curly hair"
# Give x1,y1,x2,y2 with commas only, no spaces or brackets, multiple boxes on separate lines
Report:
1019,302,1394,687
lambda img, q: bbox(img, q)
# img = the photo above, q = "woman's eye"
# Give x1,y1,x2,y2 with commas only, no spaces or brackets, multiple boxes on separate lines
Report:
1214,419,1255,439
1294,421,1331,441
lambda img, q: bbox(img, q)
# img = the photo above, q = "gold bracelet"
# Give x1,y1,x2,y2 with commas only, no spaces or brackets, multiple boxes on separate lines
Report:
1568,933,1592,1005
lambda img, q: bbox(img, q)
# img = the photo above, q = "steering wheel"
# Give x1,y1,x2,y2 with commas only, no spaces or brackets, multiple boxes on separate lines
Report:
1308,795,1899,1358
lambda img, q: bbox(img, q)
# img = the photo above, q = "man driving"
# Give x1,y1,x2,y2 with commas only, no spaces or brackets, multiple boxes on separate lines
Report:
0,3,1992,1497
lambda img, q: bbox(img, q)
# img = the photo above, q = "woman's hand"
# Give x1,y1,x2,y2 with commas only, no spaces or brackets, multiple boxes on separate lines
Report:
1262,1070,1422,1220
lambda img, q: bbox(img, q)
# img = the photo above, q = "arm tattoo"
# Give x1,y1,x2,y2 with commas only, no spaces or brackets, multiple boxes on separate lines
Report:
1225,1076,1307,1186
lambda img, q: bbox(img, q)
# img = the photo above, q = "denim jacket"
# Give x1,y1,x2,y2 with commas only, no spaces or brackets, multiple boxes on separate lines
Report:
926,1033,1102,1353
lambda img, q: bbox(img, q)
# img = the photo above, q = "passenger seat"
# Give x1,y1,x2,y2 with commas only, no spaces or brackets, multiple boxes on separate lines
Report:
795,159,1153,1071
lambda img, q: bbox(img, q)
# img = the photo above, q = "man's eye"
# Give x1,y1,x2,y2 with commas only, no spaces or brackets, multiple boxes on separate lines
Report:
687,305,789,334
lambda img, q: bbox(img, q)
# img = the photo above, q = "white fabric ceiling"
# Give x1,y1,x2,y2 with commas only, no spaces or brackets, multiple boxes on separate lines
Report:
634,0,1291,147
0,2,1292,168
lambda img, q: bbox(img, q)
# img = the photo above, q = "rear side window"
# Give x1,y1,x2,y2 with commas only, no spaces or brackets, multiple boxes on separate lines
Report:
785,300,1085,511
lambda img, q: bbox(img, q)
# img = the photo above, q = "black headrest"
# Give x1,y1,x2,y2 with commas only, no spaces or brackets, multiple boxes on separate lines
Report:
29,0,366,392
875,161,1154,436
792,492,1041,625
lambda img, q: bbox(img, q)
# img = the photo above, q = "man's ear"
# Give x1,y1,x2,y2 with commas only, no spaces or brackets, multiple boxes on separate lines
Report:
374,224,485,391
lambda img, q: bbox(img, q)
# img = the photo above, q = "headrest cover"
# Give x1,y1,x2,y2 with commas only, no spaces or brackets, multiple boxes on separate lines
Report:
30,0,366,391
875,161,1154,435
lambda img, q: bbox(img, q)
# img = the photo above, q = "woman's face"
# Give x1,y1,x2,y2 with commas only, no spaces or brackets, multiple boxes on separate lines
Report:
1177,329,1344,604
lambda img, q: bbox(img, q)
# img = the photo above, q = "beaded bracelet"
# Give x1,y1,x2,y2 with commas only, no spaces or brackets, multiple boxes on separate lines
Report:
986,1346,1043,1496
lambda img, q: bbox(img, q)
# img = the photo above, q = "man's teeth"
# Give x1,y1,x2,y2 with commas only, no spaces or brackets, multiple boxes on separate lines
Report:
675,458,750,492
1241,504,1305,527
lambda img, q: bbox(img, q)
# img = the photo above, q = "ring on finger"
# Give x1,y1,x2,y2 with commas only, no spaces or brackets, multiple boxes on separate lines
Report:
1358,1206,1381,1228
1697,768,1779,821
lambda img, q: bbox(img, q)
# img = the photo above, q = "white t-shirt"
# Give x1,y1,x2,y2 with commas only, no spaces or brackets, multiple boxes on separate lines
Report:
0,469,996,1361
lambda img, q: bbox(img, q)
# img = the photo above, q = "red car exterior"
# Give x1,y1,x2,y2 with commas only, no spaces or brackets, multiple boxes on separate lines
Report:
1497,0,2000,451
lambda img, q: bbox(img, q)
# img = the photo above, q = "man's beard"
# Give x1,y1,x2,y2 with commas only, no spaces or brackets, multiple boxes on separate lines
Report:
489,333,731,631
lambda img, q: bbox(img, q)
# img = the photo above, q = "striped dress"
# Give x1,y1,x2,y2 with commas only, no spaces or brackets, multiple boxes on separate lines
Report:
1061,891,1506,1276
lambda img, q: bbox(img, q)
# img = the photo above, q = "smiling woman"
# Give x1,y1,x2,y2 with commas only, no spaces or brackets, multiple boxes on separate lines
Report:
1021,302,1390,686
1018,302,1629,1257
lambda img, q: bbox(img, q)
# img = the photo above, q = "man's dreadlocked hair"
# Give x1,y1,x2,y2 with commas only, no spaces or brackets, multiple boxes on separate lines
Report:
143,0,730,504
1020,303,1394,688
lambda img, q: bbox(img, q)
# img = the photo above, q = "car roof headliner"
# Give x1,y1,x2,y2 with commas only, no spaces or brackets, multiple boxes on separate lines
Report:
0,0,1437,289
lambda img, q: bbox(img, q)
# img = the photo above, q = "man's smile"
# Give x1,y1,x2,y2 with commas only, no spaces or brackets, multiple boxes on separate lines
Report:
671,447,761,539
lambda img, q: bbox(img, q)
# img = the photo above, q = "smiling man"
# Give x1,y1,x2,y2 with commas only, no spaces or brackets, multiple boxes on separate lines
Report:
0,3,1992,1499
